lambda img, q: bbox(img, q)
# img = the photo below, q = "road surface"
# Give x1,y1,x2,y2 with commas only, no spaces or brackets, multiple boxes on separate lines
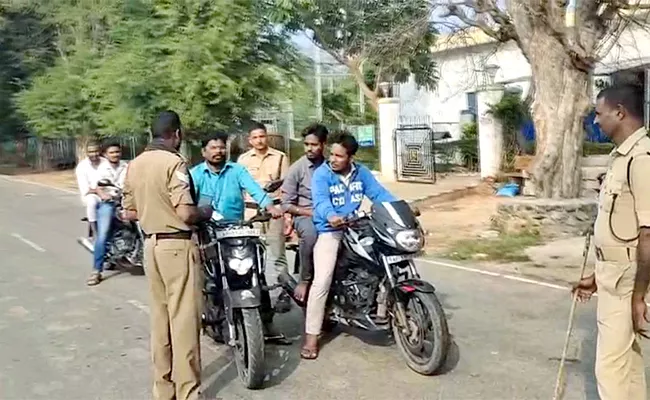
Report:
0,176,640,400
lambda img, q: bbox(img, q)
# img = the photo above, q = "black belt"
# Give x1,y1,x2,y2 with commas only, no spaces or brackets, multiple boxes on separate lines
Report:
145,231,192,240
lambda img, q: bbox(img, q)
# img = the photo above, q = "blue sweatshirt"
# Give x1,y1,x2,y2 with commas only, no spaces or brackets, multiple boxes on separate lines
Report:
312,162,396,233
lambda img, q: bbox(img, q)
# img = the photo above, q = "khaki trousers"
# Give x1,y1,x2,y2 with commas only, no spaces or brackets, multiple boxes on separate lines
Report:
305,231,342,335
595,260,647,400
144,236,204,400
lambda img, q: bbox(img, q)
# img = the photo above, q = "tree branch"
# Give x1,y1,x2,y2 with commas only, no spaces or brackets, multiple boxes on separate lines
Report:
442,0,518,42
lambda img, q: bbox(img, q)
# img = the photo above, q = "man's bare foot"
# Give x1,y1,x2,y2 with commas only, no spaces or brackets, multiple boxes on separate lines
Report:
295,281,309,303
301,333,319,360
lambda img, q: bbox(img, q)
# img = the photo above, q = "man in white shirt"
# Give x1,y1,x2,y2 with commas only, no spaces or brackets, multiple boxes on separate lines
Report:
86,141,129,286
75,141,106,239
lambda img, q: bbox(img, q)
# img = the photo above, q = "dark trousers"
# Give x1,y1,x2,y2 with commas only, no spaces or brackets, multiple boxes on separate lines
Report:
293,216,318,282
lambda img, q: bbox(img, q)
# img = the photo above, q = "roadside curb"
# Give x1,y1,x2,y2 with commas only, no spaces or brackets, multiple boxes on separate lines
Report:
409,183,481,208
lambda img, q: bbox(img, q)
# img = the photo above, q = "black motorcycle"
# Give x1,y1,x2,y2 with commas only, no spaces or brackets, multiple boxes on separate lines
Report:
196,180,284,389
282,200,450,375
77,179,144,274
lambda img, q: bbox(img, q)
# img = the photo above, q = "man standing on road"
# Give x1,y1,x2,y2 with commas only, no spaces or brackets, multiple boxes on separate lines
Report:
190,132,289,343
122,111,212,400
238,122,291,312
280,123,329,302
86,141,128,286
75,141,106,239
574,84,650,400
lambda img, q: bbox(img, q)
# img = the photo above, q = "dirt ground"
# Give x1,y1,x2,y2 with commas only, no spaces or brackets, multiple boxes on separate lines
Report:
10,169,79,192
419,194,502,253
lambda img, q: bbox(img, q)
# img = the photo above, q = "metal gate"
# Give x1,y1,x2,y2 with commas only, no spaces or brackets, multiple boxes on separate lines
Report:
393,123,436,183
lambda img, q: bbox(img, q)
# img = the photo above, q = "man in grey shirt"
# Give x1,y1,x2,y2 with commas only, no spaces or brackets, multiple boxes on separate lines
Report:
281,123,329,302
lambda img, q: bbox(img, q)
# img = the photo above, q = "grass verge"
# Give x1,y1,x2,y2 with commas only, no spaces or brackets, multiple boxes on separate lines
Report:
443,229,542,262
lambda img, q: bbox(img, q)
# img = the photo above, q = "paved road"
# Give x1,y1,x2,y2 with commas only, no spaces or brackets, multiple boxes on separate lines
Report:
0,176,643,400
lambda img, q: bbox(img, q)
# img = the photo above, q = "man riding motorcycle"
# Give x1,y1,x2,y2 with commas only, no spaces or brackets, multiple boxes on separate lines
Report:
280,123,329,302
190,132,289,343
86,142,128,286
301,131,396,360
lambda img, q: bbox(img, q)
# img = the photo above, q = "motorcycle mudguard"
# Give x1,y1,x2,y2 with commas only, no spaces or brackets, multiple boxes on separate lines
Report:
227,286,262,308
393,279,436,294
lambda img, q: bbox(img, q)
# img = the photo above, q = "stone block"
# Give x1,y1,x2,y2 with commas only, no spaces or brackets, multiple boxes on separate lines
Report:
582,155,610,167
581,166,607,180
494,197,598,238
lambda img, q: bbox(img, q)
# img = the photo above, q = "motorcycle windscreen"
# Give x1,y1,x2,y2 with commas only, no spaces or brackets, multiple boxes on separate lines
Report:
370,200,418,230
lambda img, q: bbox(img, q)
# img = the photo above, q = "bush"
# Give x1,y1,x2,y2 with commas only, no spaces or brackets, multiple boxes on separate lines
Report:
459,122,479,169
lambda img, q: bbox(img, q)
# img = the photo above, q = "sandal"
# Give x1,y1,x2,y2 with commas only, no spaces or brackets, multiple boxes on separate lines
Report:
86,272,102,286
300,347,319,360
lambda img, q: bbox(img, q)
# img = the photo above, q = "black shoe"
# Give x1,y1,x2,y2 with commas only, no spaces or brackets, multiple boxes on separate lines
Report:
274,291,292,314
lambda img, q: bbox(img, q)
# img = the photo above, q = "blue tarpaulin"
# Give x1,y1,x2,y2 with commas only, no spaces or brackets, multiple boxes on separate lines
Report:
518,111,610,144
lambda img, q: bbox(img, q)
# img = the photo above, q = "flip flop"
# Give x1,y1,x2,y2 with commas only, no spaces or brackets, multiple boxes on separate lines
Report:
86,273,102,286
300,347,319,360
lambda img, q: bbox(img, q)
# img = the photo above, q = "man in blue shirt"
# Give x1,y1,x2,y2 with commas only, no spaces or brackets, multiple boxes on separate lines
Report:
190,132,288,342
301,131,396,360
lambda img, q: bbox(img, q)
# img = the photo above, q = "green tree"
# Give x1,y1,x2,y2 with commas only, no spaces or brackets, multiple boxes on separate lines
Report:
272,0,438,112
0,2,57,140
437,0,650,198
16,0,306,145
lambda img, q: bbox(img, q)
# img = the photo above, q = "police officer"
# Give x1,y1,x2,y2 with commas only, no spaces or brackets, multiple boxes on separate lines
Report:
573,84,650,400
122,111,211,400
238,121,291,313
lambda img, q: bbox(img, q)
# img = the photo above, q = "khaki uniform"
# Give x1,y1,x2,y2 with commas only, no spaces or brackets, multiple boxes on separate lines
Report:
238,148,289,286
593,127,650,400
123,148,203,400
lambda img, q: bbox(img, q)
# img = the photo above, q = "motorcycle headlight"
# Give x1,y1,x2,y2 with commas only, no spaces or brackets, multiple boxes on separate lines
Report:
395,229,423,252
228,257,254,275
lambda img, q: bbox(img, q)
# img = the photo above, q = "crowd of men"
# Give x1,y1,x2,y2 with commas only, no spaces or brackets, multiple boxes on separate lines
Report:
72,82,650,400
75,113,396,399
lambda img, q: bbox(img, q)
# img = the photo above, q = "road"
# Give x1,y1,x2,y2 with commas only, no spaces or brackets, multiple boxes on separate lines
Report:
0,176,640,400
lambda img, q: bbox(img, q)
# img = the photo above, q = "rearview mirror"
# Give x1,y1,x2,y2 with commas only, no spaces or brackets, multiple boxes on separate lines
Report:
97,178,114,187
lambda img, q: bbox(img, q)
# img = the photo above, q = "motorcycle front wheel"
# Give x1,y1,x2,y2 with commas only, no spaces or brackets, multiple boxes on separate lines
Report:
391,291,449,376
232,308,265,389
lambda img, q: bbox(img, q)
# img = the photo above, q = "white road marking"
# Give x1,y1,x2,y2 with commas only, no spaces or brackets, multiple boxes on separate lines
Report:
11,233,46,252
418,258,569,291
126,299,150,314
419,258,650,307
0,175,77,195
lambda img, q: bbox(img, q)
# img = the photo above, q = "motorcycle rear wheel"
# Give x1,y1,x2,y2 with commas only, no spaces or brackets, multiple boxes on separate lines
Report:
392,291,449,376
232,308,266,389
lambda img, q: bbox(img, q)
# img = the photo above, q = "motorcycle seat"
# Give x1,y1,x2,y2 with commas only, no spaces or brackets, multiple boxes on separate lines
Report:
286,243,299,252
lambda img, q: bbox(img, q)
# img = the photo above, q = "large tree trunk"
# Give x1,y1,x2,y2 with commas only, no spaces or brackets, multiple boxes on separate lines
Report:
526,40,591,198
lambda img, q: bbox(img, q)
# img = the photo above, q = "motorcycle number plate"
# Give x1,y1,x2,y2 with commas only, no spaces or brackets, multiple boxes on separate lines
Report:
214,228,261,239
385,254,416,264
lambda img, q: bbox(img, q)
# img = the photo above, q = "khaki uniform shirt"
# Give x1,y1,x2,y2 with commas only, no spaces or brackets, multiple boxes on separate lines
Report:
594,128,650,265
122,149,195,235
238,147,289,202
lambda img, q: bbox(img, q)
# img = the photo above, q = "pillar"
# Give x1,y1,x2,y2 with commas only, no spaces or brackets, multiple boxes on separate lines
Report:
477,85,505,179
378,97,400,181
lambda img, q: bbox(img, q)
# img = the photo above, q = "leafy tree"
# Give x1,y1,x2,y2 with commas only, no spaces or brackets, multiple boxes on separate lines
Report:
436,0,650,198
272,0,438,112
16,0,306,145
0,2,57,140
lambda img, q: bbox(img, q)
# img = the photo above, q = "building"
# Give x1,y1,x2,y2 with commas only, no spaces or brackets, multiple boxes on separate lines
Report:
398,21,650,141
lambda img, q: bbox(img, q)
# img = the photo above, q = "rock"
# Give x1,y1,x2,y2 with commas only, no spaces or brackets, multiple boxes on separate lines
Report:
479,230,499,239
494,198,598,238
473,253,488,260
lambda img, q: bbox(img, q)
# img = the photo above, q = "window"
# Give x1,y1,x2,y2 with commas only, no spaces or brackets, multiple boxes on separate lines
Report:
466,92,478,114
